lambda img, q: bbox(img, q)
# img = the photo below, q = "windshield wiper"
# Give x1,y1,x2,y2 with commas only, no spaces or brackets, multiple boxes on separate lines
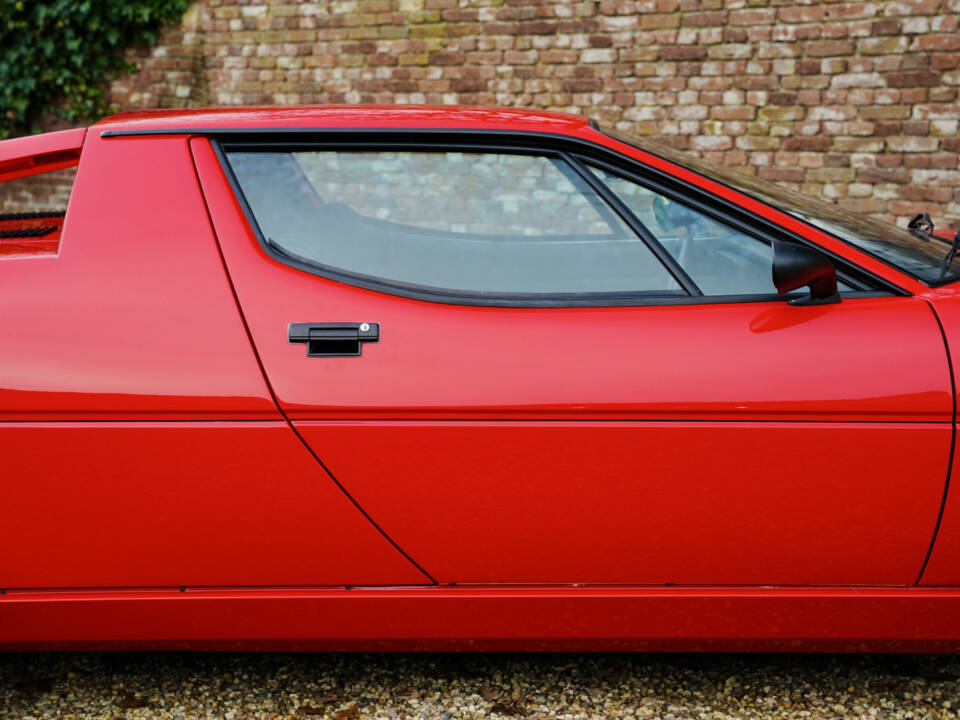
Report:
908,212,935,240
940,227,960,280
908,214,960,281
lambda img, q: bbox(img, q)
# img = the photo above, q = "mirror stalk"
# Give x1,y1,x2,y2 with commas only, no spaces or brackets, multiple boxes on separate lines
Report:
772,240,841,306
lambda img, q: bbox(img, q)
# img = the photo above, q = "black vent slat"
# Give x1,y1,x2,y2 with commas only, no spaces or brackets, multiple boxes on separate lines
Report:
0,210,66,221
0,225,57,239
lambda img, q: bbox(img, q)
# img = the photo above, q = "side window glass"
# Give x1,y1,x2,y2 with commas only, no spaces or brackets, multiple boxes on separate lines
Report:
225,150,684,298
587,164,780,296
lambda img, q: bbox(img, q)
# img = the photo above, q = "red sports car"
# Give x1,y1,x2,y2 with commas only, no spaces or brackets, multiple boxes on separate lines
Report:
2,106,960,651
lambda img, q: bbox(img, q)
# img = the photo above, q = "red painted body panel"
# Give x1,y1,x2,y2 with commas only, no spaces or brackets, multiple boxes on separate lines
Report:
917,296,960,585
0,133,276,420
193,140,951,423
4,107,960,648
0,214,62,258
0,126,85,164
2,422,429,588
93,105,591,134
0,127,84,181
192,133,952,588
4,586,960,653
297,421,948,585
101,105,928,293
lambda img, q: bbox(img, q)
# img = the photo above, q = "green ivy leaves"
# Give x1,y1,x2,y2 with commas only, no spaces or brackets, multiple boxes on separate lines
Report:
0,0,188,138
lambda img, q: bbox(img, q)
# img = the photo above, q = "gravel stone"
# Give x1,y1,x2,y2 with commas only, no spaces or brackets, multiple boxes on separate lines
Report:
2,653,960,719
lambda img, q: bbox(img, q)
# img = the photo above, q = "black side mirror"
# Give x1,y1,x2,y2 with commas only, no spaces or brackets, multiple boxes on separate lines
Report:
772,240,841,306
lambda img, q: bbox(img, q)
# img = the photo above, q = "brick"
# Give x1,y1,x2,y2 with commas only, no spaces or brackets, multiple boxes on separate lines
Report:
902,53,932,70
932,53,960,70
805,40,855,57
504,49,537,64
834,137,886,152
900,185,956,202
858,167,911,183
826,153,853,167
858,36,910,54
691,135,734,150
580,48,617,63
428,51,464,65
874,121,903,136
729,8,776,25
831,72,884,88
887,136,940,152
902,119,931,134
861,105,912,120
682,11,727,26
758,167,806,182
640,13,680,29
914,34,960,51
883,0,942,16
783,136,832,151
889,200,943,216
661,45,708,60
779,7,825,23
562,78,602,93
826,3,878,20
885,70,943,87
808,105,857,121
710,106,756,120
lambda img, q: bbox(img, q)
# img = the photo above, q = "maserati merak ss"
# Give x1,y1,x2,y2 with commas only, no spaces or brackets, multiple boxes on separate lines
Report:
3,106,960,651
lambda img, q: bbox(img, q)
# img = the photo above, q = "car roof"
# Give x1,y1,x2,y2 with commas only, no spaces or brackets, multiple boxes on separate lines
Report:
92,105,592,135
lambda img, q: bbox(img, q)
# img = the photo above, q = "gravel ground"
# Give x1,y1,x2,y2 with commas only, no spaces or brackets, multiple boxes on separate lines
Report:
2,652,960,719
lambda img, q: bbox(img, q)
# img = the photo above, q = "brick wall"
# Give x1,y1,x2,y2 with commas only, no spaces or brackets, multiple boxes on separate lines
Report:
0,169,77,215
107,0,960,229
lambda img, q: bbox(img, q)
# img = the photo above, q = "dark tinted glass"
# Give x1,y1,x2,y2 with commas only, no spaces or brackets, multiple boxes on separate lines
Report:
602,127,960,285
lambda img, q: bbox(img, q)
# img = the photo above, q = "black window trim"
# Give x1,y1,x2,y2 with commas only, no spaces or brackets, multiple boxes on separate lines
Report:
215,140,696,307
597,127,957,289
560,152,702,296
574,154,879,294
200,129,904,307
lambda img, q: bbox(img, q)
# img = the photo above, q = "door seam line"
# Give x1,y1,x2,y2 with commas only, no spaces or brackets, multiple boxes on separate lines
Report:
185,137,438,585
915,299,957,585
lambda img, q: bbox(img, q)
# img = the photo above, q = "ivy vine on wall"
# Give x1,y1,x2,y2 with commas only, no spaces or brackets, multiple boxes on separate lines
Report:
0,0,189,139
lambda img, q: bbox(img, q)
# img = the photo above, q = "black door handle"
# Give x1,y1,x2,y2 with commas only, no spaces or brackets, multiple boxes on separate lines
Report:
288,322,379,357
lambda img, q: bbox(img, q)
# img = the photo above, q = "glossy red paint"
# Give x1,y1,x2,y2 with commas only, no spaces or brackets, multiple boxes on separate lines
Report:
98,105,929,293
193,135,951,586
917,295,960,586
93,105,591,135
0,132,275,420
5,586,960,653
192,139,951,424
5,106,960,650
297,421,949,585
2,422,429,588
0,127,84,182
0,214,62,258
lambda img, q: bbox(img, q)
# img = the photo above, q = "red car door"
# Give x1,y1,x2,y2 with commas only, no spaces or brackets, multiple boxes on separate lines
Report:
1,131,429,589
192,134,952,587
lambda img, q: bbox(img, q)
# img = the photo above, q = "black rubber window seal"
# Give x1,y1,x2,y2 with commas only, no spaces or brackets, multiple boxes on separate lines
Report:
199,130,905,306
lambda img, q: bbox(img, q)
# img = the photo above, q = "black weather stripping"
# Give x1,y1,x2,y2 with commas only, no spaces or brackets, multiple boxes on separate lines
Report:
0,211,65,221
0,225,57,239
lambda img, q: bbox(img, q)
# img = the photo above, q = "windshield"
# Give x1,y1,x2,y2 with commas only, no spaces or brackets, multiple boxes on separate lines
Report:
601,126,960,285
